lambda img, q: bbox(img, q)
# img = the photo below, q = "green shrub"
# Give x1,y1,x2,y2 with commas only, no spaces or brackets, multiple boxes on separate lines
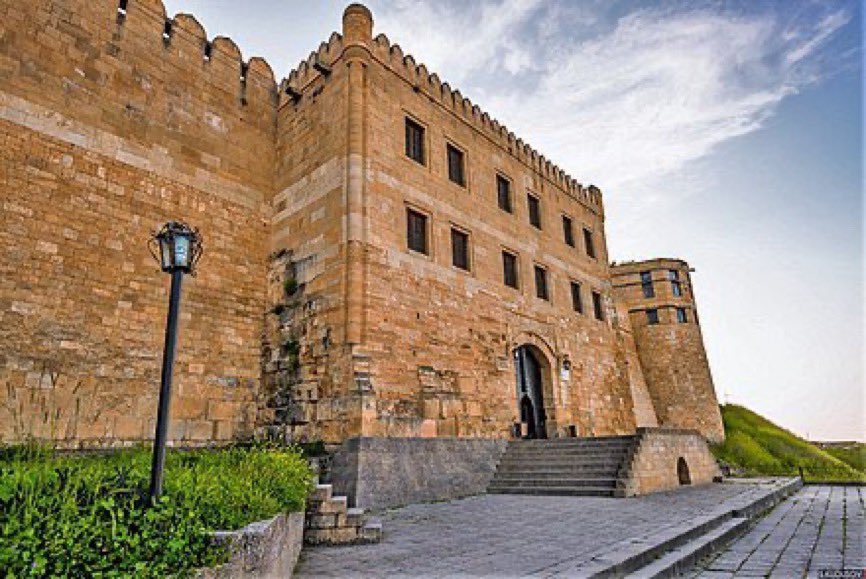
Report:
0,444,314,577
712,405,865,483
283,277,298,296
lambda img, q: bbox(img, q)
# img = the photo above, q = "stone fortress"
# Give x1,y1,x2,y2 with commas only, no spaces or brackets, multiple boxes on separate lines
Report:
1,1,725,507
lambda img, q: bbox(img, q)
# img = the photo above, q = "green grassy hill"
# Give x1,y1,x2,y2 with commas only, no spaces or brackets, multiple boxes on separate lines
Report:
711,404,865,483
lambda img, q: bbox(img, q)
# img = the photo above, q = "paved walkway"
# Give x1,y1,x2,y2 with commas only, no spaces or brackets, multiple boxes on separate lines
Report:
296,480,794,578
692,485,865,578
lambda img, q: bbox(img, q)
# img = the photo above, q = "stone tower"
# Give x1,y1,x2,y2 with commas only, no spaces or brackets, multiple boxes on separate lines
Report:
611,259,725,443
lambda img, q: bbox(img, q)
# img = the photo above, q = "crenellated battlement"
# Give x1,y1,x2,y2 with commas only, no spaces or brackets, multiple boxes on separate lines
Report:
273,5,603,212
366,32,603,210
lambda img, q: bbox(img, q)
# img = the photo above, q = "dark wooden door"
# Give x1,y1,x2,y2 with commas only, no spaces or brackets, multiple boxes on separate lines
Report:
515,346,546,439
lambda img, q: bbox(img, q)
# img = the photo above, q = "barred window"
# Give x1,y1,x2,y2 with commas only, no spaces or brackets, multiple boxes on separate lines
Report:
406,208,428,254
405,117,425,164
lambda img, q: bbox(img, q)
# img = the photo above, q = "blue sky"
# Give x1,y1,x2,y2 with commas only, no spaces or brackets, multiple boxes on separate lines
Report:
163,0,863,441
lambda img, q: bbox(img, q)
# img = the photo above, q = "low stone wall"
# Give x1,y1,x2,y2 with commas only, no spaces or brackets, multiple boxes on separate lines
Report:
327,437,508,509
198,512,305,578
619,427,721,496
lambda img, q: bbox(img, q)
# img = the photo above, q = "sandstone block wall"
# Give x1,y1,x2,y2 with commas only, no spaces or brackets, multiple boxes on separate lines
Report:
611,259,725,443
0,0,276,445
620,428,722,496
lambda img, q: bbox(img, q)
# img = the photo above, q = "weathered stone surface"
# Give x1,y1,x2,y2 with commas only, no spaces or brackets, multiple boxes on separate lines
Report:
328,437,507,509
0,1,722,460
611,259,725,442
200,512,304,578
619,428,722,496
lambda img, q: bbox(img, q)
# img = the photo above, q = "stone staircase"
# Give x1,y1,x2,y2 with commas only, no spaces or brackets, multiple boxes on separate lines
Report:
304,483,383,545
487,435,637,497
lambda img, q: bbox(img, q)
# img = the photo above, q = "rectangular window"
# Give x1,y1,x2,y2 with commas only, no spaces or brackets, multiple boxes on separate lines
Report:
447,144,465,186
592,291,604,321
497,174,512,213
562,215,575,247
527,194,541,229
406,208,428,254
570,281,583,314
405,117,425,164
451,227,469,271
669,269,682,296
641,271,655,298
646,308,659,325
676,307,688,324
534,265,549,301
583,228,596,258
502,251,519,289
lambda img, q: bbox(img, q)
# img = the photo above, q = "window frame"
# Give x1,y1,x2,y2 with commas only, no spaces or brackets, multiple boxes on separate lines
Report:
405,206,430,256
591,290,604,321
446,142,466,187
527,192,542,229
646,308,659,325
570,281,583,314
562,214,575,247
534,264,549,301
496,173,513,213
502,249,520,289
404,116,426,165
640,271,655,298
450,225,471,271
583,227,596,259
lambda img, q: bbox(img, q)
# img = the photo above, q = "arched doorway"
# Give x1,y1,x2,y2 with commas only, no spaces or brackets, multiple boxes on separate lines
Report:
514,345,547,439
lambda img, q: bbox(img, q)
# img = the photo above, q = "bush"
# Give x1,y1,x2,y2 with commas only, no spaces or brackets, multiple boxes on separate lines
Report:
0,444,314,577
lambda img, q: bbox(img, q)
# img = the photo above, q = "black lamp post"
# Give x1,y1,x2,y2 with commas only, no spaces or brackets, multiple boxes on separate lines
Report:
147,221,202,502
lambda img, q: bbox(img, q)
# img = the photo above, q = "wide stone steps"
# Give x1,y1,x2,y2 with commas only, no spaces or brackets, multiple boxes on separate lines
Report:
487,436,637,497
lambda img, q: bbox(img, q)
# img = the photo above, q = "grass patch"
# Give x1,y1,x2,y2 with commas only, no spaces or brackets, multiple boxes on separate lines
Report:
818,443,866,473
0,444,314,577
712,404,865,483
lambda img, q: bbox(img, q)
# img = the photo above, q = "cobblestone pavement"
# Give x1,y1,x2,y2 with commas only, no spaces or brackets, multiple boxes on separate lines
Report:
693,486,865,578
296,481,790,578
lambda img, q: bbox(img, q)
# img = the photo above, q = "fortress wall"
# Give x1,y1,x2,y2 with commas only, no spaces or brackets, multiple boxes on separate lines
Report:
0,0,275,446
262,34,364,444
342,14,641,439
611,259,725,443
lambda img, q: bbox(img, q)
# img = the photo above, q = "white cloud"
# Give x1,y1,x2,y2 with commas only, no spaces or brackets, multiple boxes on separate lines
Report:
370,1,850,197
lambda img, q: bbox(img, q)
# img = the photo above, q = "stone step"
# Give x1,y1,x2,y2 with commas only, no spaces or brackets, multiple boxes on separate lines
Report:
503,450,626,460
487,485,617,497
490,476,619,488
497,457,625,469
491,474,620,485
309,484,333,502
508,438,634,449
623,517,749,578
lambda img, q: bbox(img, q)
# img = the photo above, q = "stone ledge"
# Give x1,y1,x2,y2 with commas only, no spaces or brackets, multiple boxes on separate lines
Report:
197,511,305,578
582,477,803,578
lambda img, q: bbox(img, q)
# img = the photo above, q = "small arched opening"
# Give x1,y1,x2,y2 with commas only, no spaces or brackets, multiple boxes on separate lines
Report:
677,457,691,486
